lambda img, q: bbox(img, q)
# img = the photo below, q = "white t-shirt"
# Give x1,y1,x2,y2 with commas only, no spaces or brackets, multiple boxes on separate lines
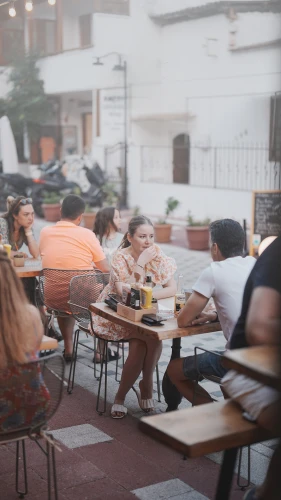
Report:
192,256,256,348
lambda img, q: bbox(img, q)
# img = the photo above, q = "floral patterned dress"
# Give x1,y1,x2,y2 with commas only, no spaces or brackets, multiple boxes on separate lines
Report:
90,245,177,341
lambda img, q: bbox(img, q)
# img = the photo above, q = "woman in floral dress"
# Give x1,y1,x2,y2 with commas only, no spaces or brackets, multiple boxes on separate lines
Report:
91,215,177,418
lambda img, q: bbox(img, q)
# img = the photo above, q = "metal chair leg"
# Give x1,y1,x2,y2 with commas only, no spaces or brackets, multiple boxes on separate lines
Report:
156,364,161,402
237,445,251,490
96,341,108,415
51,442,58,500
115,342,121,382
16,440,28,498
67,328,79,394
93,337,99,379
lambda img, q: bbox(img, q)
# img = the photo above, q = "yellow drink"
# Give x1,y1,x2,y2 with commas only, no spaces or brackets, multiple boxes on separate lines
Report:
3,244,11,258
140,286,153,308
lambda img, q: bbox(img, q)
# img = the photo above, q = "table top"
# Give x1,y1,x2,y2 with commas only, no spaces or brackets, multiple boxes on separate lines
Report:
14,258,42,278
89,302,221,341
223,345,281,390
39,335,58,352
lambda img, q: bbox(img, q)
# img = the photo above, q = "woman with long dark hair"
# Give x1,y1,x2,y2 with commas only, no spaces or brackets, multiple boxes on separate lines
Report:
91,215,177,419
94,206,123,265
0,196,39,258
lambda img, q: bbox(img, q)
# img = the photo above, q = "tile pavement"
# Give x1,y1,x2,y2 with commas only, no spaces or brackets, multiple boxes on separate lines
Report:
6,217,274,499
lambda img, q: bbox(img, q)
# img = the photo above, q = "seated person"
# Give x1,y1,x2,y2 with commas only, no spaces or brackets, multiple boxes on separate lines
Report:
91,215,177,418
94,206,123,265
167,219,256,405
0,250,50,431
39,195,109,361
0,196,61,341
222,236,281,500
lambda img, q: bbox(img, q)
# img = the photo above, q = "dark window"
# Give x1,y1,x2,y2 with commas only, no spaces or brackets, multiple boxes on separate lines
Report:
269,93,281,162
79,15,92,47
173,134,190,184
0,29,24,65
30,20,56,56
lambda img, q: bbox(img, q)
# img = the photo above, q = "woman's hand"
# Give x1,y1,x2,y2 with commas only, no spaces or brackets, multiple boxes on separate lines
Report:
138,245,157,267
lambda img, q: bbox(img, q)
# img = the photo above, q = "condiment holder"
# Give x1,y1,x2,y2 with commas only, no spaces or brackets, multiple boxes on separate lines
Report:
13,253,25,267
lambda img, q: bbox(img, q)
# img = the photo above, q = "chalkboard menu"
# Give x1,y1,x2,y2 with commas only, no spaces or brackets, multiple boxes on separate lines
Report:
251,190,281,255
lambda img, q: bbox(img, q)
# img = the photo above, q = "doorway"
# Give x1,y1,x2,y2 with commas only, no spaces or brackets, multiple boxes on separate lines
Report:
82,113,93,154
173,134,190,184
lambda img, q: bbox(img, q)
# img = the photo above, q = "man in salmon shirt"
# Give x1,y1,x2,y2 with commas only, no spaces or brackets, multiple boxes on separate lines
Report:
39,195,109,361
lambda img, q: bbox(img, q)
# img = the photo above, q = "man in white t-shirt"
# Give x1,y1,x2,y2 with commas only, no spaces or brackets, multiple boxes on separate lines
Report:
167,219,256,406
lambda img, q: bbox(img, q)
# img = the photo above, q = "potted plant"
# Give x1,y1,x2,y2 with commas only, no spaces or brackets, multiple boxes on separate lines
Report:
154,197,180,243
186,211,211,250
42,192,61,222
103,182,119,207
82,204,96,230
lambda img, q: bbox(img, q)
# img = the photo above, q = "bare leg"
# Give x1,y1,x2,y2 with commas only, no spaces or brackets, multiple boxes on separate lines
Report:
167,358,213,405
113,338,146,417
140,338,162,399
57,316,75,355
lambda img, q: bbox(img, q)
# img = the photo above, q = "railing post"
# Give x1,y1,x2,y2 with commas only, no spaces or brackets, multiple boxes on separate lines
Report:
214,147,217,188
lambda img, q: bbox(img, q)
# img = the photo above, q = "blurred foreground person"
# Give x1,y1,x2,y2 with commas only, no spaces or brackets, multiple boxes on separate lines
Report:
223,236,281,500
0,250,49,431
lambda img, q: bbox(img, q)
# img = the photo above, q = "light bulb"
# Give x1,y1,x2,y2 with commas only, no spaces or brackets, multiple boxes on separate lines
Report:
48,0,56,4
25,1,33,12
9,2,16,17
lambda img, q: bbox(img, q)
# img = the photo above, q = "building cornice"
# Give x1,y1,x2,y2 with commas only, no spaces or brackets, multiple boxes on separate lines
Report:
149,1,281,26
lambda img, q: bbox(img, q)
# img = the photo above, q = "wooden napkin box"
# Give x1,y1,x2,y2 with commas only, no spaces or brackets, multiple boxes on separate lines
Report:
117,303,157,322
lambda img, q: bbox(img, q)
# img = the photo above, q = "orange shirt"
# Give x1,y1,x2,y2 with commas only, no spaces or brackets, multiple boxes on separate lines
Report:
39,221,105,270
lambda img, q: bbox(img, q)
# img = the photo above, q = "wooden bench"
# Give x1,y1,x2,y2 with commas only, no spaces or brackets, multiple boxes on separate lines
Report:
139,400,275,499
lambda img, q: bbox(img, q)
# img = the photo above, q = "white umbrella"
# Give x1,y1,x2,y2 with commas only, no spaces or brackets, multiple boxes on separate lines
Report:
0,115,19,173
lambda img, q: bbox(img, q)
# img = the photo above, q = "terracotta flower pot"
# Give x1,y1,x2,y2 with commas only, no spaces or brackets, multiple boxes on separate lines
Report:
186,226,209,250
82,212,96,230
42,203,61,222
154,224,172,243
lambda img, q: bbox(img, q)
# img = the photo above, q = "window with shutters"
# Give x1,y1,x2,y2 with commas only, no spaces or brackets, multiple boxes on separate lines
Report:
0,29,24,66
269,93,281,162
79,15,92,48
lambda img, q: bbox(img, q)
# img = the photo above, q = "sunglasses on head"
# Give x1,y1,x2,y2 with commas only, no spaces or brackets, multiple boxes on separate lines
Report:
13,198,33,211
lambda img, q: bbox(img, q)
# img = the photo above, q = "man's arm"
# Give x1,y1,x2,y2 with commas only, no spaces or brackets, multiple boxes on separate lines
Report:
246,287,281,346
177,291,209,328
95,258,110,273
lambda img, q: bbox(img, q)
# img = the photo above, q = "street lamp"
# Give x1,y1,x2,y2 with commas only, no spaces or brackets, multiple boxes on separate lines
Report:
93,52,128,209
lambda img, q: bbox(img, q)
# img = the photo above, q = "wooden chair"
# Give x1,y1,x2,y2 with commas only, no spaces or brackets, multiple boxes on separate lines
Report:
139,399,274,500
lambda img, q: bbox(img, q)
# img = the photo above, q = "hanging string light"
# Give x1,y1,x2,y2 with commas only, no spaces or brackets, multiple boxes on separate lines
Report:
9,1,16,17
25,1,33,12
48,0,56,5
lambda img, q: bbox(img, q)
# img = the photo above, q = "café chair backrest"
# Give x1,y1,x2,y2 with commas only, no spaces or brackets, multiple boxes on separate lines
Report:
68,272,109,323
0,353,64,435
39,268,94,314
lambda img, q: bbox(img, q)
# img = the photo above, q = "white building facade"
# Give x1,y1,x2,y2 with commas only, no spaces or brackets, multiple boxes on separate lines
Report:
0,0,280,222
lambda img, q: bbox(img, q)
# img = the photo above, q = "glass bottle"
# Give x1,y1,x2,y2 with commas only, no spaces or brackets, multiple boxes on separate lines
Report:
175,274,185,312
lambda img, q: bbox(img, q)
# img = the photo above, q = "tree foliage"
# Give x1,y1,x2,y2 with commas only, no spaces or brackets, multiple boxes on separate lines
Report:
0,52,53,144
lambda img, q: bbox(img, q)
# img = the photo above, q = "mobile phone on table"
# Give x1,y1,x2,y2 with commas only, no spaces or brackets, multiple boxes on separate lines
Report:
108,293,122,304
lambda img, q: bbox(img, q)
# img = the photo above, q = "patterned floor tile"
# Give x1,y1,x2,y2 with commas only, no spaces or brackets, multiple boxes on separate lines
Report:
132,478,192,499
52,424,113,449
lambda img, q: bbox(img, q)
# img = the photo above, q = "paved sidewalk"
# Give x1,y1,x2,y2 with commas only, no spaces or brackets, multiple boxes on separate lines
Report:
9,216,275,499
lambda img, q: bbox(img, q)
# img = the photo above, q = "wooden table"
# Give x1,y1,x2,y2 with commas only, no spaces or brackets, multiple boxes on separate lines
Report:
90,302,221,410
40,335,58,352
14,258,42,278
223,345,281,391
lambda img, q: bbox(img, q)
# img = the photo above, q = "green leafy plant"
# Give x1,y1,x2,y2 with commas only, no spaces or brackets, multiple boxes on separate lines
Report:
133,205,140,216
187,211,211,227
158,197,180,224
42,192,61,205
103,183,119,206
84,203,95,213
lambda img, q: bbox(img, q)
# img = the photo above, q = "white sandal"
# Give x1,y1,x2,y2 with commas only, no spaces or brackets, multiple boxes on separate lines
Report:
133,387,154,413
111,404,128,419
